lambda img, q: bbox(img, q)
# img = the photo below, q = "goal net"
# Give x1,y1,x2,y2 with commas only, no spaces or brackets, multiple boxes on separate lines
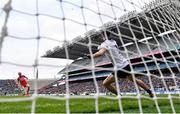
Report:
0,0,180,113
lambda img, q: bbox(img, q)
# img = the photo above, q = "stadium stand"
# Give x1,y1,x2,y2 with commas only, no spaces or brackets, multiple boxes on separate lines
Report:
43,0,180,60
38,72,180,95
38,32,180,95
39,0,180,96
0,79,57,96
39,30,180,95
0,79,21,95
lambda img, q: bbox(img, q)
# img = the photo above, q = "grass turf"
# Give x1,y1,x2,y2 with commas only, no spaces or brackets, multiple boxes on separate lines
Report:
0,95,180,113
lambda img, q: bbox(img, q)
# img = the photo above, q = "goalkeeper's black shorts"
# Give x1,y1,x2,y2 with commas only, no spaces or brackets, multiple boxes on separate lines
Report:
112,64,131,78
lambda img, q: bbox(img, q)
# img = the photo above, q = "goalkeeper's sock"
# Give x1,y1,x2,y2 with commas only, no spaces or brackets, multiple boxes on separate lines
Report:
146,89,152,94
146,89,154,98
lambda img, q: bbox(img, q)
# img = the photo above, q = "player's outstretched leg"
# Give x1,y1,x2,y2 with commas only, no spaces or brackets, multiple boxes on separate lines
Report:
103,75,118,95
128,76,154,98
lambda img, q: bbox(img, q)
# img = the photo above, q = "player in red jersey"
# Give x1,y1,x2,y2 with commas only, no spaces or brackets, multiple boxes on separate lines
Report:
17,72,30,96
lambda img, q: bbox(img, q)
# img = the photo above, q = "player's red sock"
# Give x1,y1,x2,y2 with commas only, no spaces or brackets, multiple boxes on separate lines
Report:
27,87,30,93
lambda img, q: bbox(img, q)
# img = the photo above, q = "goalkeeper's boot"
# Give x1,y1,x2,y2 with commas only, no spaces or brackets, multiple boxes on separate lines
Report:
146,89,154,98
149,92,154,98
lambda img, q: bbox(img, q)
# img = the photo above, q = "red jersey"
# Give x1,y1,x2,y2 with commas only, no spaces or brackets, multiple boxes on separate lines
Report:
17,75,28,87
17,75,28,81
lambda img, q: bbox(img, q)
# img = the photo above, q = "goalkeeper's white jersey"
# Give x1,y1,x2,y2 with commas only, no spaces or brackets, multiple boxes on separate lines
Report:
98,39,129,69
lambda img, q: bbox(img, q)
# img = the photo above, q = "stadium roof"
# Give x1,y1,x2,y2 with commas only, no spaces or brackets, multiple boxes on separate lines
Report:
43,0,180,60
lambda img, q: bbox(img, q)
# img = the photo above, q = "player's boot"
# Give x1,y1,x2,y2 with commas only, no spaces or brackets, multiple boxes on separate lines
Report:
146,89,154,98
25,92,30,96
149,93,154,98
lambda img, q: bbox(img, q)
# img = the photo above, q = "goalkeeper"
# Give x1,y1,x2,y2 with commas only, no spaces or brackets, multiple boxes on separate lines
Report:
86,31,154,98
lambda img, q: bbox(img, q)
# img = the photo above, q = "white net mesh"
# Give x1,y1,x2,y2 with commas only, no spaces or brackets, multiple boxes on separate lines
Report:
0,0,180,113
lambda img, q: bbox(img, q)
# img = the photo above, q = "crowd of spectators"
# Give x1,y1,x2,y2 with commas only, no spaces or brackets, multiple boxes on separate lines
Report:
0,79,21,95
0,72,179,96
38,72,180,95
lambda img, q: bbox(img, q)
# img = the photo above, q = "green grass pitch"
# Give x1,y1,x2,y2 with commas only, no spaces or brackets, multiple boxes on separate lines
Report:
0,95,180,113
